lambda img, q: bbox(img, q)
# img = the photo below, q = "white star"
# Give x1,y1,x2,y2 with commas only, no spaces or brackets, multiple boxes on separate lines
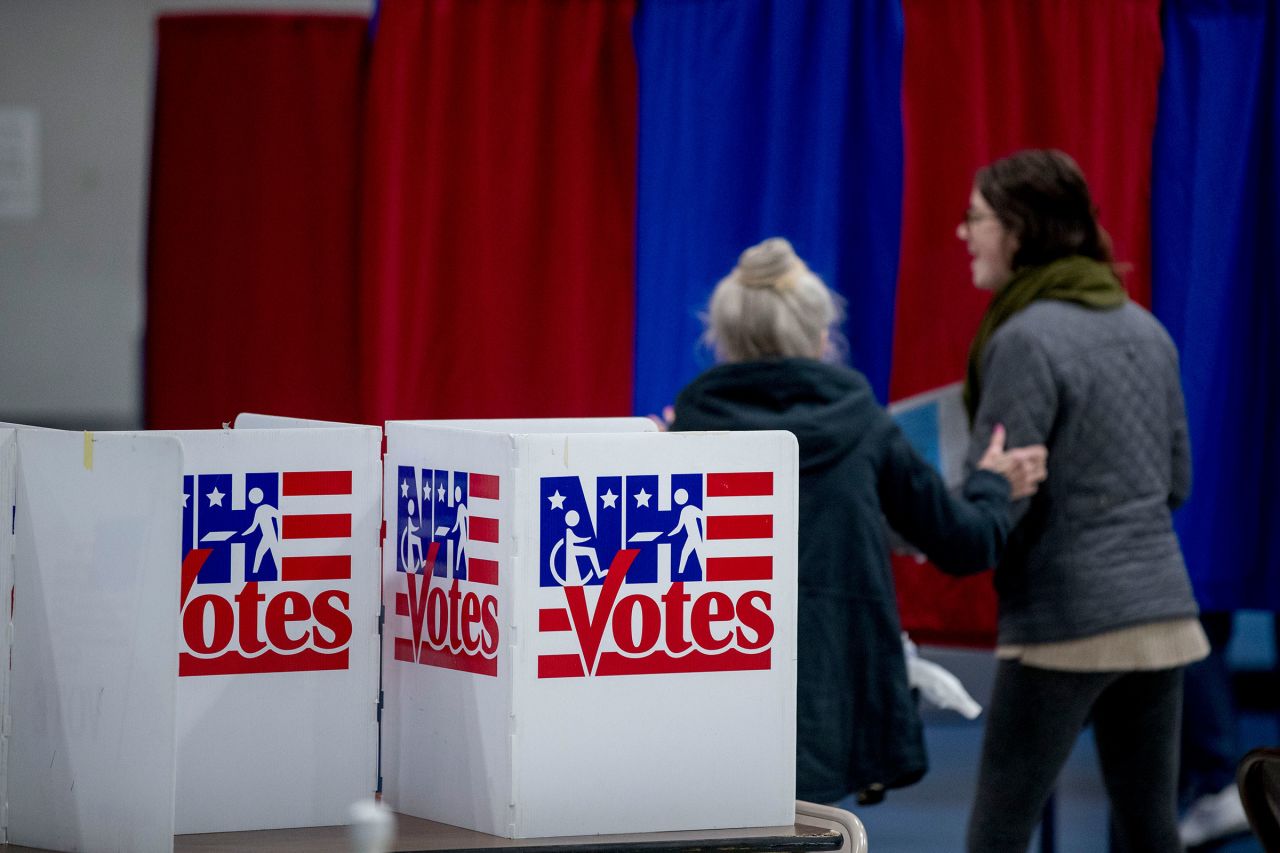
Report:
182,492,189,508
548,490,566,510
400,480,409,498
438,485,446,501
423,484,431,501
206,486,225,507
601,489,618,509
634,488,651,508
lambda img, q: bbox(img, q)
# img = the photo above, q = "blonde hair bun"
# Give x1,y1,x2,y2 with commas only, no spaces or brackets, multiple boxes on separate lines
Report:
737,237,806,291
704,236,844,363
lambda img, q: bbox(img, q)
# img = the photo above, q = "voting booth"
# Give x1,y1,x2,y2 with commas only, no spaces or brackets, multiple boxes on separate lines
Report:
0,419,382,851
380,418,800,839
0,414,799,849
5,427,184,851
161,420,382,834
0,428,14,841
886,382,970,489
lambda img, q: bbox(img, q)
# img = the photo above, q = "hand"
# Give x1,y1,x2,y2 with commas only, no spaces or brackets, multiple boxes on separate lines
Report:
978,424,1048,500
646,405,675,432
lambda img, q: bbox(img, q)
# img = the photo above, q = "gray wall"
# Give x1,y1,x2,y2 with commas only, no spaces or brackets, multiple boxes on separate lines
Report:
0,0,369,430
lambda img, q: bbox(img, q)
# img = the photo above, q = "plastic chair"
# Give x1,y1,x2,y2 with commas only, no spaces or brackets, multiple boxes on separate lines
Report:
1236,746,1280,850
795,800,869,853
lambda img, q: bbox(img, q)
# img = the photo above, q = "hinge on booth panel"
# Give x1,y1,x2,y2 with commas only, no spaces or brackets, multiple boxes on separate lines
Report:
509,733,518,809
378,603,385,634
380,433,388,458
376,689,383,723
508,464,520,560
379,519,386,546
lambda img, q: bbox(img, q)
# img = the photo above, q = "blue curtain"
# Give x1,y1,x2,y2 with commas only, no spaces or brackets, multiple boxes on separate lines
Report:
1153,0,1280,610
632,0,904,415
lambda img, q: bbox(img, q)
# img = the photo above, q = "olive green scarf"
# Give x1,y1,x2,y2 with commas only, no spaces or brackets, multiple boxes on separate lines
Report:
963,255,1127,422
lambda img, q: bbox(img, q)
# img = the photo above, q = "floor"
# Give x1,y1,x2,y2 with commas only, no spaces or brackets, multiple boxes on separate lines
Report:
835,615,1279,852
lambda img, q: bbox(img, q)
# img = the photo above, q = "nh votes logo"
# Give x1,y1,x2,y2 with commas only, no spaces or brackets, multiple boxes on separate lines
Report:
180,470,355,677
536,471,776,678
390,467,500,677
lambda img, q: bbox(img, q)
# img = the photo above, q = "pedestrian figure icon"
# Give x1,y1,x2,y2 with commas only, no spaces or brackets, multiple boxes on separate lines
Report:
243,486,281,581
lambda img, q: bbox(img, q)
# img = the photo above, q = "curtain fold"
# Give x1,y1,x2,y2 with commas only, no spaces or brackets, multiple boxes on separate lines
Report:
632,0,904,415
357,0,637,423
143,1,1273,633
1153,0,1280,610
146,14,367,428
891,0,1165,645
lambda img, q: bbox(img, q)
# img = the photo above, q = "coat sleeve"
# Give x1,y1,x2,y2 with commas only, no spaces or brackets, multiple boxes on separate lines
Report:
964,324,1059,527
877,414,1013,577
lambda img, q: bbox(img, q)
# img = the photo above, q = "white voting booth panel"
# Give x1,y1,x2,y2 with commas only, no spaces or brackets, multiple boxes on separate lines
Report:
382,419,799,839
0,429,16,842
7,429,183,852
160,424,382,834
233,413,359,430
420,417,661,433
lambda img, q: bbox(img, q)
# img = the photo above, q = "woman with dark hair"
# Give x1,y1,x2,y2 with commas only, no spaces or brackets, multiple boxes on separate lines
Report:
956,149,1208,852
669,236,1048,807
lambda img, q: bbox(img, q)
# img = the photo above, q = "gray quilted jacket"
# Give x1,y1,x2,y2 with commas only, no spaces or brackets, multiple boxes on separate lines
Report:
965,299,1199,644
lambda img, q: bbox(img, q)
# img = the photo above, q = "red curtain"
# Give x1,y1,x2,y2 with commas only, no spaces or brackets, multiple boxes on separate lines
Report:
146,14,367,429
358,0,637,424
890,0,1164,645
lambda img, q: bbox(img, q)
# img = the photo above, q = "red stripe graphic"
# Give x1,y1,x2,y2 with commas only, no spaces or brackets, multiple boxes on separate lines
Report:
538,654,585,678
598,648,770,676
470,516,499,543
282,555,351,581
394,634,499,676
416,644,497,676
394,592,409,617
282,513,351,539
179,648,349,677
282,470,352,496
539,608,572,632
707,471,773,497
469,473,500,500
536,649,770,678
469,558,498,585
707,514,773,540
706,555,773,582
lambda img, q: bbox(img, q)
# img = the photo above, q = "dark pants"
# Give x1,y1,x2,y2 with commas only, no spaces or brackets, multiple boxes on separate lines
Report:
1179,612,1238,804
965,660,1183,853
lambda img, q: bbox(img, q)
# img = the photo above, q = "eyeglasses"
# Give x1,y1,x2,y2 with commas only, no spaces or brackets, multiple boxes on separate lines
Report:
962,208,996,227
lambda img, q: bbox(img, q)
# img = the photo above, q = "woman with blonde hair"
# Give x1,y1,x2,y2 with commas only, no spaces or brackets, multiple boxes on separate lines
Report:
669,237,1047,805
